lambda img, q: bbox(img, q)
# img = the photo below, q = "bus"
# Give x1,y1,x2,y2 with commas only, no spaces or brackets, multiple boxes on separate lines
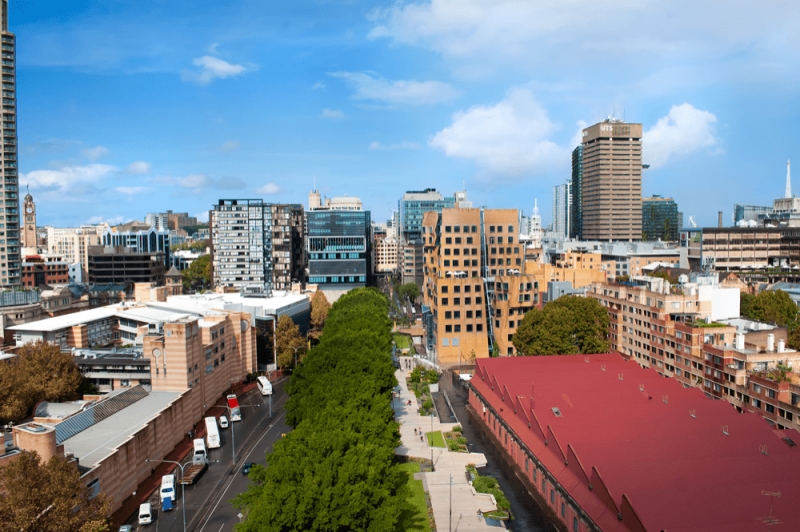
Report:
227,394,242,422
257,376,273,396
204,416,220,449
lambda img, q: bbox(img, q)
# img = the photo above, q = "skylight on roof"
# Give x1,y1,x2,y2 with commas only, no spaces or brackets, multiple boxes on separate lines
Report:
552,407,562,417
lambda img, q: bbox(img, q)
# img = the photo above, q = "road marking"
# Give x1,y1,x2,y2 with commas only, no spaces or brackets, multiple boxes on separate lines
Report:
197,409,287,532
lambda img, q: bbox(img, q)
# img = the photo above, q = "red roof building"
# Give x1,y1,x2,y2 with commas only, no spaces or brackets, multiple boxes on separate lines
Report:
469,354,800,531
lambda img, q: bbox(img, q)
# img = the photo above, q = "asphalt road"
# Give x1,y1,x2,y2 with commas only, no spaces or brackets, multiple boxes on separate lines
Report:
128,379,290,532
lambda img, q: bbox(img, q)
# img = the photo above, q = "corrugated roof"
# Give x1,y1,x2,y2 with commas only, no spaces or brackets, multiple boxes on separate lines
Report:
472,355,800,531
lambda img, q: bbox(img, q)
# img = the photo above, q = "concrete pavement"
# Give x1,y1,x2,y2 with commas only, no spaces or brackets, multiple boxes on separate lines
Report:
395,356,503,531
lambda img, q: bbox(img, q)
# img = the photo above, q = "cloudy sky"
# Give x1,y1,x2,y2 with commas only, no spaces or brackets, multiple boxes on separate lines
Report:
16,0,800,227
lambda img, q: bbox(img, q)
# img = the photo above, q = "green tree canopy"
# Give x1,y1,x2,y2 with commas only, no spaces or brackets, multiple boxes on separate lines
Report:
234,288,406,531
0,341,85,424
181,254,211,292
740,290,798,331
398,283,420,303
512,296,610,356
275,315,305,368
0,451,110,532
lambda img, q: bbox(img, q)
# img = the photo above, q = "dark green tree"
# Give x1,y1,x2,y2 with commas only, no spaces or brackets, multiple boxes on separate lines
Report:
181,254,211,292
234,288,406,531
512,296,610,356
740,290,798,331
398,283,420,303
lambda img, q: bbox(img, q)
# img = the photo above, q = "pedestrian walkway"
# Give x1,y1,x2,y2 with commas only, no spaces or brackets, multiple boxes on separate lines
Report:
395,356,503,531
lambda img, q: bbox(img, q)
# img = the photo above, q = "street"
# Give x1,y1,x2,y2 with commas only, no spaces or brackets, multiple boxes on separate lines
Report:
124,379,290,532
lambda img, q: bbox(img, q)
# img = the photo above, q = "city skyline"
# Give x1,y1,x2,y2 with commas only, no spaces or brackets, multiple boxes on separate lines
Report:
14,1,800,229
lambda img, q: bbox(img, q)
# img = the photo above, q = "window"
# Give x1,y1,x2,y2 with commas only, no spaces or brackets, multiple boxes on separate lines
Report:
445,325,452,333
466,324,473,332
550,490,555,504
441,286,449,293
442,298,449,305
454,324,461,332
561,502,566,517
573,517,579,532
445,311,452,319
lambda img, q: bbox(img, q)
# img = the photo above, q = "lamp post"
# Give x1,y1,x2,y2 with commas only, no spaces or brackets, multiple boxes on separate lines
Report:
290,345,305,368
215,402,259,465
145,459,186,532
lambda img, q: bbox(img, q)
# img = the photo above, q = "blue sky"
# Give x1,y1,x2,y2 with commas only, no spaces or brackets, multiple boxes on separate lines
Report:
15,0,800,228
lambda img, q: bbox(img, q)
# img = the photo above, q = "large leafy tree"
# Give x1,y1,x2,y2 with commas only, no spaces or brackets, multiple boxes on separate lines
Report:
181,254,211,292
275,315,305,368
740,290,798,331
398,283,420,303
234,288,407,531
0,451,110,532
513,296,610,356
0,341,85,424
309,290,330,341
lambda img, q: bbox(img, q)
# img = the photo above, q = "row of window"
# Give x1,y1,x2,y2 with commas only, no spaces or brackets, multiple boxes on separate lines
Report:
440,297,482,306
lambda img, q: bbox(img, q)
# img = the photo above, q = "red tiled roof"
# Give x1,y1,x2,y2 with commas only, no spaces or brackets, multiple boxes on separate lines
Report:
472,354,800,531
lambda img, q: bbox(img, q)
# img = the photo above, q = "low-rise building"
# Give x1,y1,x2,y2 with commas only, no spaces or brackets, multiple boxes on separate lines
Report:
469,355,800,532
87,246,166,285
21,254,69,287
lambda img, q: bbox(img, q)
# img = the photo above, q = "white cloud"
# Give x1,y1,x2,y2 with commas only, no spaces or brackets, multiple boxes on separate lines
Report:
194,211,210,224
321,109,345,119
331,71,459,105
154,174,247,191
643,103,719,168
86,215,129,226
429,88,564,176
369,141,421,150
22,163,117,193
125,161,151,174
114,186,152,195
256,182,281,195
181,55,248,85
220,140,240,152
369,1,800,77
312,81,326,90
82,145,109,160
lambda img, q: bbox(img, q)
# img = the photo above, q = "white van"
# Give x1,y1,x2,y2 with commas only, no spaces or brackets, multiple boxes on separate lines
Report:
138,502,152,525
193,438,207,463
160,474,176,502
257,376,273,396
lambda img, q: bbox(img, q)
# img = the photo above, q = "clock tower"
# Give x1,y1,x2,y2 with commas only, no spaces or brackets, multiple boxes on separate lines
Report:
22,191,36,250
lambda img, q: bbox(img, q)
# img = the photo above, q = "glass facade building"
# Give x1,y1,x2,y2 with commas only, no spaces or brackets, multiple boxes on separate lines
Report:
398,189,456,237
570,146,583,239
642,195,680,241
307,210,371,288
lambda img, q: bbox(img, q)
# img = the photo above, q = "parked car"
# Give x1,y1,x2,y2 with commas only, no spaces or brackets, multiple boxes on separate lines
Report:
241,462,256,475
119,526,133,532
219,416,229,429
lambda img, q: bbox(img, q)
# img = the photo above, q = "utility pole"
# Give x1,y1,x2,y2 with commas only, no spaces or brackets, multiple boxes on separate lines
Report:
449,474,453,532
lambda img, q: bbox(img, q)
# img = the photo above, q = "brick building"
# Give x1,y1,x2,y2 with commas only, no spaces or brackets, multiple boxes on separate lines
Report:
469,355,800,531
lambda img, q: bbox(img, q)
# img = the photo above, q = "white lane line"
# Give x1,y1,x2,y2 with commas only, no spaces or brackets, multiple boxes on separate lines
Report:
196,410,287,532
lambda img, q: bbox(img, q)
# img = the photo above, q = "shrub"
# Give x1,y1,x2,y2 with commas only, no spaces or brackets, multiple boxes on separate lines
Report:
452,425,462,433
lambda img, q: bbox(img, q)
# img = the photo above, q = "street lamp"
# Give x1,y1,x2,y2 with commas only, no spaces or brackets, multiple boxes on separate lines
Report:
215,402,260,465
290,345,305,368
145,459,187,532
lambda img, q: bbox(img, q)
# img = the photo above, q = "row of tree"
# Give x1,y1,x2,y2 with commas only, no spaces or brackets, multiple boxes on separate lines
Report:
273,290,331,368
233,288,410,531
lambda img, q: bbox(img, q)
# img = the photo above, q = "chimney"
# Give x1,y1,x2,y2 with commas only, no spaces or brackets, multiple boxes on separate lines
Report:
735,333,745,350
778,339,785,353
767,333,775,352
718,211,723,228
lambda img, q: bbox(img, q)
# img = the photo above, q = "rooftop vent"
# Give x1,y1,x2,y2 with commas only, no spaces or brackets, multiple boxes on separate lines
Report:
552,407,562,417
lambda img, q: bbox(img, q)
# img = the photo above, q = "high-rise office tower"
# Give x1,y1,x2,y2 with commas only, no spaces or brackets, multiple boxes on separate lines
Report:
397,189,456,285
0,1,19,286
641,195,680,241
551,182,571,238
580,119,643,241
570,146,583,239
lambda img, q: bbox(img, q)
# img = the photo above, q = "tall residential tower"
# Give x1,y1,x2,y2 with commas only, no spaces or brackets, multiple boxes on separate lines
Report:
0,1,19,286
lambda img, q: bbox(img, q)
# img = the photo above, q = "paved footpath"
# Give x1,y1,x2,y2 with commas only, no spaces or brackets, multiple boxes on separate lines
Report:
395,356,503,531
